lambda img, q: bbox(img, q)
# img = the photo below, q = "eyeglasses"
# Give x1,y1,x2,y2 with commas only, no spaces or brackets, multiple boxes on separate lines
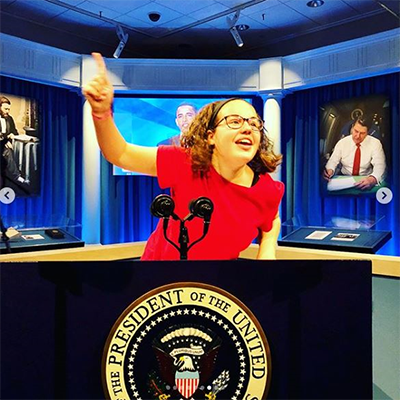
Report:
214,114,264,131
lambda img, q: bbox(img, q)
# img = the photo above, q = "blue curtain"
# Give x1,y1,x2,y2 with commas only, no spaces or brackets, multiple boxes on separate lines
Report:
281,73,399,256
100,158,165,244
0,76,83,230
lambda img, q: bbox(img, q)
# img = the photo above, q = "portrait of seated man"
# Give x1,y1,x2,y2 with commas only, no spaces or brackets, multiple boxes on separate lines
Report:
0,96,30,191
323,117,386,191
157,102,197,146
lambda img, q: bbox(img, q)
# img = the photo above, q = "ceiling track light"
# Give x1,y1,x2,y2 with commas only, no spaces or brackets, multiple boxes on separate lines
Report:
227,10,245,48
230,26,244,47
113,24,129,58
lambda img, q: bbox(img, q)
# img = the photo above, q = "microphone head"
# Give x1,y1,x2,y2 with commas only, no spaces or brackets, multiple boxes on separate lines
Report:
150,195,175,218
189,197,214,221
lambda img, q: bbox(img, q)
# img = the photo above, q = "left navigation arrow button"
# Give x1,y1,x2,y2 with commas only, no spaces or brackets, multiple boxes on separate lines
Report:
0,187,16,204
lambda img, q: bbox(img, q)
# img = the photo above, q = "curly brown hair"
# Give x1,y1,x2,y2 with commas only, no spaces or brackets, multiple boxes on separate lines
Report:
180,99,282,175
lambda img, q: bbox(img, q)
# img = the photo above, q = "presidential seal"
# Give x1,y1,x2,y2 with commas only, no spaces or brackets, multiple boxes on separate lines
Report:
102,283,271,400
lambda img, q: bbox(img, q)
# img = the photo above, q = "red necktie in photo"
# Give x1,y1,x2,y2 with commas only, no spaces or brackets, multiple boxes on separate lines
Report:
352,144,361,175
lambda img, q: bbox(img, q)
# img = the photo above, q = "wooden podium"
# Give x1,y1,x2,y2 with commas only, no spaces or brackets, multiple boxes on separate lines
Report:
0,260,372,399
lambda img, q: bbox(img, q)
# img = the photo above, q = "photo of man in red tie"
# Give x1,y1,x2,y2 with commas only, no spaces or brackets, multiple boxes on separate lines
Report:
323,117,386,190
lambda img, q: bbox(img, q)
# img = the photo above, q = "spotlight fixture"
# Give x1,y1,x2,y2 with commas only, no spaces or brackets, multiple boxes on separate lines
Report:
307,0,324,7
113,24,129,58
227,10,244,48
230,26,244,47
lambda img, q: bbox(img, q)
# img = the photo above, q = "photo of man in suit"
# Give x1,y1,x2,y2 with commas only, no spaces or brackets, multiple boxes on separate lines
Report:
157,102,197,146
0,96,30,191
323,117,386,190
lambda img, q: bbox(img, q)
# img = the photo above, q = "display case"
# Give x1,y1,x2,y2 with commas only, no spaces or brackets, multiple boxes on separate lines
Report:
279,214,392,254
0,215,84,254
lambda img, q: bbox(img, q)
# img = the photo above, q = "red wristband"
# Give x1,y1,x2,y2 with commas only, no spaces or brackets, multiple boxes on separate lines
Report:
92,109,113,120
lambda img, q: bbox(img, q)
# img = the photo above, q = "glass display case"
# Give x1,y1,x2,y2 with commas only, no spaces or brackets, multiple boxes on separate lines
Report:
279,214,391,254
0,214,84,254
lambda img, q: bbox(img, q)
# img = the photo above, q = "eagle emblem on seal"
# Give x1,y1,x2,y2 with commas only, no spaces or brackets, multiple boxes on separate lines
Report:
150,325,229,399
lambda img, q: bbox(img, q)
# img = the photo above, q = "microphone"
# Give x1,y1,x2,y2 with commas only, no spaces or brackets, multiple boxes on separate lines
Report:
187,197,214,250
189,197,214,223
150,194,175,219
149,195,214,259
150,195,181,255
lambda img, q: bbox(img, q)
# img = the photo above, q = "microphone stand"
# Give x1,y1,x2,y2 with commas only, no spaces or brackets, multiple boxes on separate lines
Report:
162,216,181,256
151,195,213,260
187,219,210,252
163,213,211,260
178,221,189,260
162,214,191,260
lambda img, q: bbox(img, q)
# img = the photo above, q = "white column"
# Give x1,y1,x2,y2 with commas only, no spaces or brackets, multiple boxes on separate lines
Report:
82,100,101,244
261,92,285,182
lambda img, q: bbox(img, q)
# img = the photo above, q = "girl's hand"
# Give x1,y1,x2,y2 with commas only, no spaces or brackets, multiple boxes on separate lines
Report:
82,53,114,117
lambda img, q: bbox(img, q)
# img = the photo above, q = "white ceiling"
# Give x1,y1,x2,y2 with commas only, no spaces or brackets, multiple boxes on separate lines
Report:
0,0,399,59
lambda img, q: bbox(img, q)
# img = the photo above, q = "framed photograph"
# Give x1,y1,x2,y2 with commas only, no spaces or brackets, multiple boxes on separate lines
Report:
0,93,41,196
320,94,390,196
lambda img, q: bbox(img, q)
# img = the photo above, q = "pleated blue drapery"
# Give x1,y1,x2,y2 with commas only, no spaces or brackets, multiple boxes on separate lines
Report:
0,76,83,229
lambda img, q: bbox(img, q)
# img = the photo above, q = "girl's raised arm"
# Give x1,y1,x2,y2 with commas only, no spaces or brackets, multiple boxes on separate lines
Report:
82,53,157,176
